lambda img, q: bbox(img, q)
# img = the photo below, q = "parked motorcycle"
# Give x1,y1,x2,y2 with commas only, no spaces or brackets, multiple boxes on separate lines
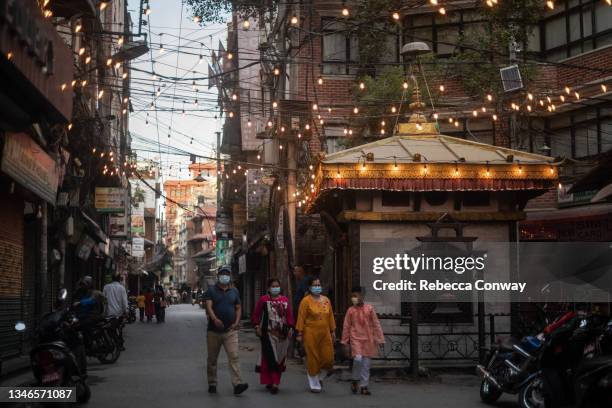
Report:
477,310,577,404
82,315,122,364
519,313,612,408
19,288,91,403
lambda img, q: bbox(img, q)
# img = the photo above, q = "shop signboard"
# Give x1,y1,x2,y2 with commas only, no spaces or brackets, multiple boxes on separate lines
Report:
1,132,61,205
131,203,145,236
95,188,126,213
131,237,145,258
109,214,127,237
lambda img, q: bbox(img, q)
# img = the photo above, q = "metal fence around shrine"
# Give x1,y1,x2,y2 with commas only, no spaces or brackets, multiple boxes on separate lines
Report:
336,313,512,363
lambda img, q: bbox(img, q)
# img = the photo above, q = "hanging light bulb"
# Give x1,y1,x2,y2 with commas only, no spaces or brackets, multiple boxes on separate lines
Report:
601,84,608,93
242,20,250,30
359,82,365,90
487,94,493,101
438,7,446,15
247,119,252,127
291,15,299,25
100,1,108,11
75,24,82,33
353,107,359,114
312,103,318,111
439,84,445,92
546,0,554,9
342,6,349,16
403,81,409,89
392,12,400,20
391,106,397,113
317,76,323,85
274,67,280,76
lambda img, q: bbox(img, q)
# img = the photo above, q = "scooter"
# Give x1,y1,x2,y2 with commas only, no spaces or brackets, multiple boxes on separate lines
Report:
18,288,91,403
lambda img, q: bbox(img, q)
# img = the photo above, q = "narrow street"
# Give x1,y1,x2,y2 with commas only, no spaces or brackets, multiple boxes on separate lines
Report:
5,304,516,408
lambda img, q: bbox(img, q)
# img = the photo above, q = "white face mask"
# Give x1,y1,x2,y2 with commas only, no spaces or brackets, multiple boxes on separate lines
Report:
351,297,360,305
218,275,231,285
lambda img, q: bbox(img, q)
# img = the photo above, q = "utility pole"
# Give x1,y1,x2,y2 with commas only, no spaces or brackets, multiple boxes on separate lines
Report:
215,130,221,269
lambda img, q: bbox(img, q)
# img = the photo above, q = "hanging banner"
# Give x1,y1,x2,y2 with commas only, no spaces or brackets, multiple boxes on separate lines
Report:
276,205,285,249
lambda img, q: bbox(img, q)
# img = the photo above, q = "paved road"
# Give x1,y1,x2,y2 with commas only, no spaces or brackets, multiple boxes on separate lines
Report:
5,304,517,407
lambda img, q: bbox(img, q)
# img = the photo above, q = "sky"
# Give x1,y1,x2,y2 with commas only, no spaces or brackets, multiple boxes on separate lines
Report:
127,0,228,182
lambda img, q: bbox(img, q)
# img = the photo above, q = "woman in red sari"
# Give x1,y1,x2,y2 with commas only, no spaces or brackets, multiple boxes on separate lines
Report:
252,279,294,394
144,287,155,322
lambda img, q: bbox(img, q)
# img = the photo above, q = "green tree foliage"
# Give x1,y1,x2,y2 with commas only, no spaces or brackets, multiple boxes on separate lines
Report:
445,0,543,99
185,0,271,24
343,66,409,145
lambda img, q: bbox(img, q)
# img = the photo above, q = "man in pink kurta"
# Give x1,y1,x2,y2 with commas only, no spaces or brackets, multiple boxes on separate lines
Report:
341,287,385,395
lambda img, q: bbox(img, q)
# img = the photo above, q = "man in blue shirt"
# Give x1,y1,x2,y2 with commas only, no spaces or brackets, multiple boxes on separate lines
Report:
204,266,248,395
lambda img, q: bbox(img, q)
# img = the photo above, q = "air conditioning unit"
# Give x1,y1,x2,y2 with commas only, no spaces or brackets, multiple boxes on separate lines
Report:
500,65,523,92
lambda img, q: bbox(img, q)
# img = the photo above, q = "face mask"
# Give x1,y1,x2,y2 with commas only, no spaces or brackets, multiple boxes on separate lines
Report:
270,287,281,296
218,275,231,285
310,286,322,295
351,297,360,305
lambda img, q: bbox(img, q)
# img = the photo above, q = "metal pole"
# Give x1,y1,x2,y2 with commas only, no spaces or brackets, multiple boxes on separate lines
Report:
410,302,419,377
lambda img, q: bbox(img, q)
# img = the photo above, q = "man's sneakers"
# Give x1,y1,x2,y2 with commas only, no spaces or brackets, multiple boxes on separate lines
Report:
208,385,216,394
233,383,248,395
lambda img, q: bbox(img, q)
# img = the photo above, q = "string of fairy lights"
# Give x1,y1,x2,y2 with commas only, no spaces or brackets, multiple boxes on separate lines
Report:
31,0,612,209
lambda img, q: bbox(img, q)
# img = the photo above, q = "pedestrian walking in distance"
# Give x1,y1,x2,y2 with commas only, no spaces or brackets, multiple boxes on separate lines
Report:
136,292,145,322
341,287,385,395
295,277,336,393
252,278,294,394
204,266,248,395
144,287,155,322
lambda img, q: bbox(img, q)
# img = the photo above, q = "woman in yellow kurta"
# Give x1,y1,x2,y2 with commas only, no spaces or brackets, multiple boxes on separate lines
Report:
295,277,336,393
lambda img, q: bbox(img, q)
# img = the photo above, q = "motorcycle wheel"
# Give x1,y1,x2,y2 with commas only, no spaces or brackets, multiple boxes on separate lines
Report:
480,379,503,404
75,380,91,403
519,377,546,408
96,332,121,364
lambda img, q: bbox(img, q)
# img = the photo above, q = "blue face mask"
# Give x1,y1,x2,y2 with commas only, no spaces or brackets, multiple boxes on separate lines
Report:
218,274,231,285
310,286,322,295
269,287,281,296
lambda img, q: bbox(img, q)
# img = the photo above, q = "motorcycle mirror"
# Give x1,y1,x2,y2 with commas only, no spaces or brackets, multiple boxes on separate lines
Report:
14,321,26,332
58,288,68,301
